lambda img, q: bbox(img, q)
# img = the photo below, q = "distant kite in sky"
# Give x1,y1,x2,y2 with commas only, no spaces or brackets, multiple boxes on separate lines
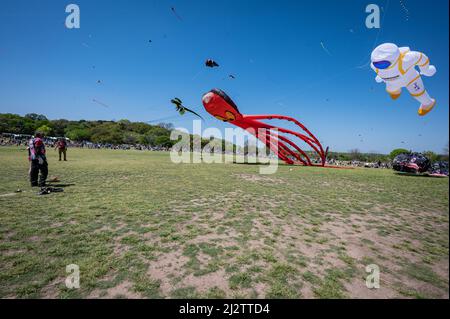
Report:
229,74,236,79
171,7,183,21
320,41,332,57
171,97,203,120
370,43,437,116
92,98,109,108
205,59,219,68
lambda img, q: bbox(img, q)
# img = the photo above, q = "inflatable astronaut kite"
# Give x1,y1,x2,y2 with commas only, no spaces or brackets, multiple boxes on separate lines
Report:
371,43,437,116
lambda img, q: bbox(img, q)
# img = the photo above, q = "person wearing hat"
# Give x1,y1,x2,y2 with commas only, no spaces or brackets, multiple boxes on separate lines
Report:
28,132,48,187
55,138,68,161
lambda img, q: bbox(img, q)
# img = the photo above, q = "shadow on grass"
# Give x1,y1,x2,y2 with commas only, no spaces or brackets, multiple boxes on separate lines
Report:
231,161,293,167
46,183,76,187
394,172,448,178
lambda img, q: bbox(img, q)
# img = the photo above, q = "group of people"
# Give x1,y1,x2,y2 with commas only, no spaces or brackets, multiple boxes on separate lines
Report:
327,159,392,169
0,136,29,147
68,141,171,151
27,133,68,187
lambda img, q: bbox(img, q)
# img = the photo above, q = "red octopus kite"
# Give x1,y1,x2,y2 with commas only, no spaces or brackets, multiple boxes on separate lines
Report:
202,89,328,166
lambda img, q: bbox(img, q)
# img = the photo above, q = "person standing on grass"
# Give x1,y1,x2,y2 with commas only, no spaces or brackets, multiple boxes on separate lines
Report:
55,138,67,161
28,132,48,187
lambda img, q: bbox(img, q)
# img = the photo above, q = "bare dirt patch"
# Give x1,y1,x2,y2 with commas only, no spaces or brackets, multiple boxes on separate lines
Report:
40,278,64,299
89,280,142,299
146,250,190,296
181,269,231,295
344,277,397,299
233,174,286,184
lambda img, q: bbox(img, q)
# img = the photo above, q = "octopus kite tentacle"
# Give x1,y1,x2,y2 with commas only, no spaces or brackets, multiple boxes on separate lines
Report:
231,120,296,165
243,115,322,148
241,118,325,163
254,127,310,165
265,130,310,165
254,128,294,164
258,130,305,165
244,115,327,163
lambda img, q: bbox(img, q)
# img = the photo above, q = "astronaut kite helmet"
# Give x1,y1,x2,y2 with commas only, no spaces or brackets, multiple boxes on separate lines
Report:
371,43,400,69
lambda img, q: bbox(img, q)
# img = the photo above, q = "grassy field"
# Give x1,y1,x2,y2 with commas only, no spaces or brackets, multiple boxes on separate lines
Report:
0,146,448,299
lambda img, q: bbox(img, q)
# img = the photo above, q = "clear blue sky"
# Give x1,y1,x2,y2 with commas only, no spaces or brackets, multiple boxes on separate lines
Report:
0,0,448,153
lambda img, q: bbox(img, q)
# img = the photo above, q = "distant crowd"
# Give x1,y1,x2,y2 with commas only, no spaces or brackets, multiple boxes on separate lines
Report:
68,141,171,152
327,159,392,169
1,135,30,147
0,134,171,152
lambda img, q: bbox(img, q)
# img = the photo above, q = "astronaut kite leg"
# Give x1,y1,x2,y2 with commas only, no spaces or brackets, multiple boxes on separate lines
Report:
386,83,402,100
406,76,436,116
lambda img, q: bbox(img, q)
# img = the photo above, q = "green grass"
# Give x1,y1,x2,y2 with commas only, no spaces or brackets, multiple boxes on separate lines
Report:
0,146,448,298
403,263,448,290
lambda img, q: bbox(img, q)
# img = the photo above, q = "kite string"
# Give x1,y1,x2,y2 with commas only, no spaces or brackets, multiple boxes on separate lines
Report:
92,98,109,108
191,69,204,81
270,65,356,105
273,0,391,104
355,0,391,69
320,42,333,57
399,0,409,21
147,114,184,123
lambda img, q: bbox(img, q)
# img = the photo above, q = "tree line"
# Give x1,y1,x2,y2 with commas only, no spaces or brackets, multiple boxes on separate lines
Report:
0,113,179,147
0,113,239,150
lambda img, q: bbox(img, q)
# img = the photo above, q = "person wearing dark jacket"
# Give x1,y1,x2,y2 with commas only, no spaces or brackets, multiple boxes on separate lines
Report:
28,132,48,187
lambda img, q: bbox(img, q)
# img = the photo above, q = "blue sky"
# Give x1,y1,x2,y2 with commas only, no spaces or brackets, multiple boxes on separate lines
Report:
0,0,448,153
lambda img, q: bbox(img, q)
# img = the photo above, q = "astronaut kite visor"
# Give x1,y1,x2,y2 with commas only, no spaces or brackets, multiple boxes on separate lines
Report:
373,60,392,69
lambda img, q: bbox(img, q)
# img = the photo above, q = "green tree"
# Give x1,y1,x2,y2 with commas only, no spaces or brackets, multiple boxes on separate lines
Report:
389,148,410,159
155,136,173,147
90,123,123,144
51,119,70,136
141,134,156,146
122,132,139,144
66,128,91,141
349,149,362,161
423,151,438,162
36,125,53,136
25,113,48,121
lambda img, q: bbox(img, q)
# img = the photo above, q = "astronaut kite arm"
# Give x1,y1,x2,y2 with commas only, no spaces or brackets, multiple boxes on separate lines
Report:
405,51,436,76
370,63,384,83
415,52,436,76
